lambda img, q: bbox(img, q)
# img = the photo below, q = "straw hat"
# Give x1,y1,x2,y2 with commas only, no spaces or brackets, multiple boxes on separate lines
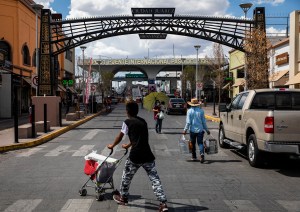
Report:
187,98,201,106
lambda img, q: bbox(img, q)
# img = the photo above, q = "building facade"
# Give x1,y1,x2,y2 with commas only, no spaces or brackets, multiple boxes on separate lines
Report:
268,38,289,88
0,0,75,118
228,49,245,98
227,10,300,100
285,10,300,88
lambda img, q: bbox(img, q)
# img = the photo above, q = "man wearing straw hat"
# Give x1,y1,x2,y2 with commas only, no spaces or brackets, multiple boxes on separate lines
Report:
183,98,210,163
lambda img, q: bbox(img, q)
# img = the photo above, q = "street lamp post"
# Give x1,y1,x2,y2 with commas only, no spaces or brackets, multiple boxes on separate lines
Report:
194,45,201,100
80,46,87,111
212,80,217,116
181,57,186,99
240,3,253,91
97,58,104,104
32,3,44,96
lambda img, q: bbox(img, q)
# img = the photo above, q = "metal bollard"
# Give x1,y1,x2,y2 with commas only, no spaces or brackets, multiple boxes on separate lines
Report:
31,105,36,138
44,104,47,133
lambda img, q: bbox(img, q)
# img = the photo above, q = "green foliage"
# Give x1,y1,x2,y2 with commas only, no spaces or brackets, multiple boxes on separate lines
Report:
244,28,269,89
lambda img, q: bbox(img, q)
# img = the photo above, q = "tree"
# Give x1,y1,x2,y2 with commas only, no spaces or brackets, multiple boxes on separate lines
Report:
206,43,227,104
101,70,114,96
244,28,270,89
181,65,195,100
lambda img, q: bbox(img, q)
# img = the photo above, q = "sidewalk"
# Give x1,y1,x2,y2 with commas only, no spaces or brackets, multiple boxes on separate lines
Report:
0,110,105,153
202,103,221,122
0,103,220,153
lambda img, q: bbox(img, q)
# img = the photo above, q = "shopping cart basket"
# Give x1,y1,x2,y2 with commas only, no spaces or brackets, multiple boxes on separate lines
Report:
204,134,218,155
79,148,128,201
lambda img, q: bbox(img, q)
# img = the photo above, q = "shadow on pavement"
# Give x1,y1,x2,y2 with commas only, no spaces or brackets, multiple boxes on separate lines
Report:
204,159,243,164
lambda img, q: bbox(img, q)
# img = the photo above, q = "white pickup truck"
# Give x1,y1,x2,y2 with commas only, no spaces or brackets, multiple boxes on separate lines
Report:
218,89,300,167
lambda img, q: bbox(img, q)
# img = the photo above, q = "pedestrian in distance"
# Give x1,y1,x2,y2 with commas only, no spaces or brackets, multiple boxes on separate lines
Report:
152,100,164,133
183,98,210,163
107,101,169,212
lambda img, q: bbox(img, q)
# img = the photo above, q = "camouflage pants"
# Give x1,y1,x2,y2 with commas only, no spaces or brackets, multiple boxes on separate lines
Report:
120,159,167,203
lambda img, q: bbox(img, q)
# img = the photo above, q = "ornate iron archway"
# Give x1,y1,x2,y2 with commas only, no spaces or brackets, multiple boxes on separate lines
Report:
38,7,265,96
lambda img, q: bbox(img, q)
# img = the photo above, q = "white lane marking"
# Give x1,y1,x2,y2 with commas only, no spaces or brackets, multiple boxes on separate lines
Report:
176,121,182,125
60,199,93,212
4,199,42,212
277,200,300,211
16,147,44,157
156,133,168,140
81,129,105,140
224,200,261,212
154,144,171,156
117,199,145,212
72,145,95,157
44,145,71,156
171,199,202,210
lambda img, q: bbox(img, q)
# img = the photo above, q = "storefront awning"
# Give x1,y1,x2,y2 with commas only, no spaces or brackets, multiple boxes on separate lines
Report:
222,82,231,89
23,77,32,85
57,84,66,92
232,79,245,87
269,70,289,82
285,72,300,85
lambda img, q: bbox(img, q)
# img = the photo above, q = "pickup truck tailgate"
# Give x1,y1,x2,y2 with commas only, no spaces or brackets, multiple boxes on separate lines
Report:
274,111,300,142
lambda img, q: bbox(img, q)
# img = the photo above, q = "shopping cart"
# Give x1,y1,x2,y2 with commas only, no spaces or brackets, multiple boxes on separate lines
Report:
204,134,218,155
79,148,128,201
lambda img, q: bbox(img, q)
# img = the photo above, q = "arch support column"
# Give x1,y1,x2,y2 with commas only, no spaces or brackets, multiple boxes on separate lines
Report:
38,9,54,96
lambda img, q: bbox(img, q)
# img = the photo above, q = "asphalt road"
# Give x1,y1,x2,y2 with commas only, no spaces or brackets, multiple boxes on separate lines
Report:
0,103,300,212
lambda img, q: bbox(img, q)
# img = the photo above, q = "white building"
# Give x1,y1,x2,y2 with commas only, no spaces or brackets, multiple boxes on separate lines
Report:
268,10,300,89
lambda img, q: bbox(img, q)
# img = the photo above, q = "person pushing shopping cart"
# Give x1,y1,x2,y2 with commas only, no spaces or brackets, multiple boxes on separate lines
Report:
107,101,169,212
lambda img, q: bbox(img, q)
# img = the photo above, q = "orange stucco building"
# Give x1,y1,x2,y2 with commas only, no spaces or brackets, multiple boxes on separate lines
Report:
0,0,75,118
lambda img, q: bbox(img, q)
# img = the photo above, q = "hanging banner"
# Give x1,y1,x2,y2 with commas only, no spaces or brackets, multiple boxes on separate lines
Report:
85,58,92,104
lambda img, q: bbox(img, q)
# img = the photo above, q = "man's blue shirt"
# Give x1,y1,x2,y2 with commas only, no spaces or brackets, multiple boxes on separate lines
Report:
184,106,208,133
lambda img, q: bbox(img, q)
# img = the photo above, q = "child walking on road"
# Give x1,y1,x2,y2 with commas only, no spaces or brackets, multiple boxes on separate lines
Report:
107,101,168,212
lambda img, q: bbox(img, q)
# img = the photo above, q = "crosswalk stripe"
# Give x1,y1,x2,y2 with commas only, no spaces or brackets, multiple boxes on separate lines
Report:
60,199,93,212
154,144,171,156
72,145,95,156
16,147,44,157
81,129,105,140
176,121,182,125
4,199,42,212
117,199,145,212
44,145,71,156
224,200,261,211
276,200,300,211
156,133,168,139
170,199,202,210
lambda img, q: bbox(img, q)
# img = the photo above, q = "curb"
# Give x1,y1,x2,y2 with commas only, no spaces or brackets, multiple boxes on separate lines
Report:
205,115,220,122
0,112,102,153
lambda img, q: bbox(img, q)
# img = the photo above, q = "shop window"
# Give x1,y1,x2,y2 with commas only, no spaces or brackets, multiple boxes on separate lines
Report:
32,49,37,67
0,41,12,63
65,49,73,62
22,45,30,66
237,68,245,78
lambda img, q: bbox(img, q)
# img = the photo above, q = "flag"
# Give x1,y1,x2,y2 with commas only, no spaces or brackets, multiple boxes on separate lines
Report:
85,58,92,104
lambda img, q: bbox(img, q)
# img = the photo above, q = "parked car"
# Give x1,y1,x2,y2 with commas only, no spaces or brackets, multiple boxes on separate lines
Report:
219,88,300,167
167,94,176,98
166,98,187,115
107,96,119,104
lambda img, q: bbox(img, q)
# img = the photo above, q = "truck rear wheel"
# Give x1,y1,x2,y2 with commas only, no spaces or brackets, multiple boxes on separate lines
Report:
219,125,229,148
247,134,263,167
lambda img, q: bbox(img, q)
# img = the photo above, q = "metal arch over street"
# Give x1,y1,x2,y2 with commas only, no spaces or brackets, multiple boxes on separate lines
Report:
38,7,266,96
51,15,254,55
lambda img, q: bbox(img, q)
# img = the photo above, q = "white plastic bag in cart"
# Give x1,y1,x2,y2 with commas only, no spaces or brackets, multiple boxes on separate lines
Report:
204,136,218,155
178,135,189,154
85,151,118,163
